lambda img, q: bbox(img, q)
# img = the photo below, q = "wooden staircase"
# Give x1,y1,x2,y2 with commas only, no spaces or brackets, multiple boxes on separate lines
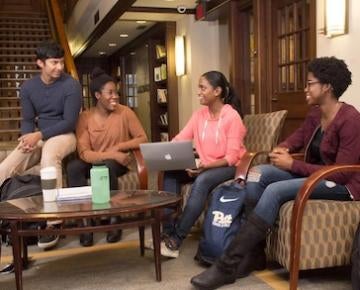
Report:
0,12,52,148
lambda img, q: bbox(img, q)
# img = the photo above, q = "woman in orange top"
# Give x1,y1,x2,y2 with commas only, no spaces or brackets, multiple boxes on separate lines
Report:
67,68,147,246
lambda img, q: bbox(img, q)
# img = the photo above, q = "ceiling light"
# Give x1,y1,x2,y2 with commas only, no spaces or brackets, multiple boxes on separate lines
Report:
98,51,106,55
120,34,129,38
164,0,175,2
130,52,136,56
108,43,117,47
136,20,147,24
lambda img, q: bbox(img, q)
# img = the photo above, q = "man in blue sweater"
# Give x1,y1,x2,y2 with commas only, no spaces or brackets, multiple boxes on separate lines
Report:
0,40,81,250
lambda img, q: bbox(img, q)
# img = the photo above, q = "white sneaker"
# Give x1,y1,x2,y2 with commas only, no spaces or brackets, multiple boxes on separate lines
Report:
144,239,179,258
160,241,179,258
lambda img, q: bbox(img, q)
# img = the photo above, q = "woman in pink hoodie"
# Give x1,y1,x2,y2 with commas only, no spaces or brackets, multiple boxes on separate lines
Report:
160,71,247,258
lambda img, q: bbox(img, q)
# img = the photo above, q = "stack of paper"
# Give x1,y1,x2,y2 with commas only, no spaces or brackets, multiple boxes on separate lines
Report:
57,186,92,201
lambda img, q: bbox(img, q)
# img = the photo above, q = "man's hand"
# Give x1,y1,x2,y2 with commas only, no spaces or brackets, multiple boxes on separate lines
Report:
268,148,293,171
18,132,42,153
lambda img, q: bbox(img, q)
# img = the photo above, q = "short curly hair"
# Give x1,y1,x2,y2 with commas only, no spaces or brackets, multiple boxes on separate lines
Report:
307,57,352,99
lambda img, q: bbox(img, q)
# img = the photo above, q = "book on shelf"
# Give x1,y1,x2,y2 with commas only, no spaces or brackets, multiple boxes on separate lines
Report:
159,112,168,125
160,132,169,142
154,64,167,82
155,44,166,59
160,63,167,80
157,88,168,103
154,66,161,82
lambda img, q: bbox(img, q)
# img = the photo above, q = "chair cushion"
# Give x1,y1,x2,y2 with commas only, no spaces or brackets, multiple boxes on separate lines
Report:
267,199,360,270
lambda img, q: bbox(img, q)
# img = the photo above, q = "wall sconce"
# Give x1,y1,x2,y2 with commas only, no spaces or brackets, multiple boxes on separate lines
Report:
175,35,185,76
325,0,348,38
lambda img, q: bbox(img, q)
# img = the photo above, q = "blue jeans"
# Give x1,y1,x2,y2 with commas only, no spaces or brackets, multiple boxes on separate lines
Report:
244,164,352,226
163,166,236,245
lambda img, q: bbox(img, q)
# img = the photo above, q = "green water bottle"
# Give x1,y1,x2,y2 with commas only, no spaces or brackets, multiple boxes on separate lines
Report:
90,164,110,204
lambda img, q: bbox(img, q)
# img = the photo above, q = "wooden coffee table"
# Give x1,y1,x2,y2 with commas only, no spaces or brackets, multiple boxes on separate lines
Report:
0,190,182,290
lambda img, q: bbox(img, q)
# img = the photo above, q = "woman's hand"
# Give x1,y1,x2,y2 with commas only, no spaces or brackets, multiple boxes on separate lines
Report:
185,161,205,177
268,148,293,171
113,152,132,166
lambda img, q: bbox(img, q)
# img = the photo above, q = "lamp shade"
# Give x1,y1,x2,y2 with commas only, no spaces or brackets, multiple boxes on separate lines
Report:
175,35,185,76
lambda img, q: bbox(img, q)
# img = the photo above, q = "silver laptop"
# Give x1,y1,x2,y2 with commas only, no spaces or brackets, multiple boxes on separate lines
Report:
140,141,196,171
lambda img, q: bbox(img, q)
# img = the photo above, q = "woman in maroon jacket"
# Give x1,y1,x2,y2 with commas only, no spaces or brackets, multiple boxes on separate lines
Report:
191,56,360,290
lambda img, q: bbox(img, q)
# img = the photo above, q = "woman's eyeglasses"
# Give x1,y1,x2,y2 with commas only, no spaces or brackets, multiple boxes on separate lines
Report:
305,81,320,88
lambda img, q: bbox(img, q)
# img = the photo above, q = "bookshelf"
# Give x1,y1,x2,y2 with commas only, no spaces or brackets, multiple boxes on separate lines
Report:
148,22,178,142
110,22,178,142
151,39,169,141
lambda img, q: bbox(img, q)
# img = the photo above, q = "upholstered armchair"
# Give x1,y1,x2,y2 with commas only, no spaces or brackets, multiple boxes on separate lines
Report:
266,158,360,290
117,149,148,190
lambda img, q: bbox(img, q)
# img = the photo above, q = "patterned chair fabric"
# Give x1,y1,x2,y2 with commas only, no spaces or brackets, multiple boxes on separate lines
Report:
267,200,360,270
117,152,142,190
180,110,288,228
242,110,288,164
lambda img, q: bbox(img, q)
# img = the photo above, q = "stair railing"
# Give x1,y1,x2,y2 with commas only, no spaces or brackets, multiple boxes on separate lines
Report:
46,0,79,81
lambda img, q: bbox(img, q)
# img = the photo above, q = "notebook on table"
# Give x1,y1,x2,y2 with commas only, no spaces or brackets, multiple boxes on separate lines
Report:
140,141,196,171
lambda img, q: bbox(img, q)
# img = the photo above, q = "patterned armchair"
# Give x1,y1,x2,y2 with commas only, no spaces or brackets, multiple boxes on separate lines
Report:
180,110,288,226
266,158,360,290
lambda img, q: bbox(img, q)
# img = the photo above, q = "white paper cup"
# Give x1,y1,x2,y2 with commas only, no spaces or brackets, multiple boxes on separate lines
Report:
40,167,58,202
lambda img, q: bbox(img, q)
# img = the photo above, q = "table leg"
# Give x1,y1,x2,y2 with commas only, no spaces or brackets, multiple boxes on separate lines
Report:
139,226,145,256
152,209,162,281
137,213,145,256
10,221,23,290
21,237,29,268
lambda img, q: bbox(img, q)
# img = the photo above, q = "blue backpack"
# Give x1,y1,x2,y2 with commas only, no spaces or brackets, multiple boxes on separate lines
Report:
195,182,245,265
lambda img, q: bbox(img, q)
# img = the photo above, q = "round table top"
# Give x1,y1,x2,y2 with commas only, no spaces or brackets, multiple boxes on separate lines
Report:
0,190,181,221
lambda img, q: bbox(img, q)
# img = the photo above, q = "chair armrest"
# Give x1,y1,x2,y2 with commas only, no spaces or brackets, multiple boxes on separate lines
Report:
234,151,270,181
289,164,360,290
132,148,148,190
